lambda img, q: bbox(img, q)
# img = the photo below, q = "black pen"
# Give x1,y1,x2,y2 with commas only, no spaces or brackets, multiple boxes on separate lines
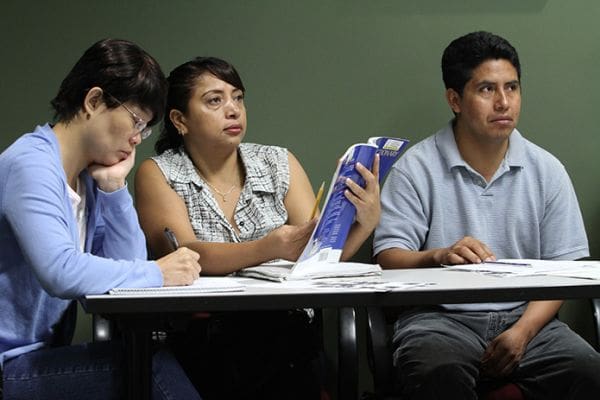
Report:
163,227,180,251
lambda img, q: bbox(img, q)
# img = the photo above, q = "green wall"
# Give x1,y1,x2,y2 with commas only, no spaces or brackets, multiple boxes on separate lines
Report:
2,0,599,258
2,0,599,383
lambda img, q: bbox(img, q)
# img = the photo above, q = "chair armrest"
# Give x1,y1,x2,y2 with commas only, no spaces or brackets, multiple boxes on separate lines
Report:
338,307,358,400
366,307,395,396
93,314,112,342
592,299,600,350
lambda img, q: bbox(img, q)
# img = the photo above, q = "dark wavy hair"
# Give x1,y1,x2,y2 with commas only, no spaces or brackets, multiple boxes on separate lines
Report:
50,38,167,126
154,57,245,155
442,31,521,95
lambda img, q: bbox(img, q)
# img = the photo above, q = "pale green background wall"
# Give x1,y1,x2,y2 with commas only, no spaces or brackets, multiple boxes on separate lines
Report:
2,0,599,392
1,1,599,256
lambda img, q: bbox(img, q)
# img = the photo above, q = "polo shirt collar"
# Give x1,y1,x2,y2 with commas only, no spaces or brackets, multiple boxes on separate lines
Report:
437,122,465,170
437,122,526,171
504,129,526,167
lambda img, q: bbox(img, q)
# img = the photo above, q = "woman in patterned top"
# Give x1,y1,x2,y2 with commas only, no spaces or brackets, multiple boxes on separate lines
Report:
135,57,380,399
135,57,380,278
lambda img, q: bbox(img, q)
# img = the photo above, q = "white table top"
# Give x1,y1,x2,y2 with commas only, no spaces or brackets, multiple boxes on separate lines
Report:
81,268,600,315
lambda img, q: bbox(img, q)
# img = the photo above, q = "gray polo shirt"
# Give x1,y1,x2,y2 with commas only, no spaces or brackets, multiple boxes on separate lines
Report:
374,123,589,311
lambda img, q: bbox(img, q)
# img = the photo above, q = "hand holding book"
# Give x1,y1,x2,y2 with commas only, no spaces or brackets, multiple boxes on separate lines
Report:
296,136,409,266
238,136,409,281
343,153,381,235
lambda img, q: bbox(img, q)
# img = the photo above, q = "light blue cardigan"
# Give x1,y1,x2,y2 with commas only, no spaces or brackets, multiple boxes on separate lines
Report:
0,124,162,365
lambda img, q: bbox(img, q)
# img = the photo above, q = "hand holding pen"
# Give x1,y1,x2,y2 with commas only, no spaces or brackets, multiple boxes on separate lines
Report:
164,227,180,251
155,227,202,285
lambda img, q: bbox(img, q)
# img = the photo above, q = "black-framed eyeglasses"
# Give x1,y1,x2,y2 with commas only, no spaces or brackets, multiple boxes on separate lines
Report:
104,91,152,140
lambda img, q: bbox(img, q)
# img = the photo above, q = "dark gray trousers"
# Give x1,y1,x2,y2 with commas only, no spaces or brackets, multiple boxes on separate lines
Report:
392,304,600,400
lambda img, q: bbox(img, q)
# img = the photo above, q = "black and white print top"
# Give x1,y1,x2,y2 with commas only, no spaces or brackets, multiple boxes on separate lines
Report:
152,143,290,243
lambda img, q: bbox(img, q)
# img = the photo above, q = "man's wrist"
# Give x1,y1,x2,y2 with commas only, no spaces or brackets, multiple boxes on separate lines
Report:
431,248,446,266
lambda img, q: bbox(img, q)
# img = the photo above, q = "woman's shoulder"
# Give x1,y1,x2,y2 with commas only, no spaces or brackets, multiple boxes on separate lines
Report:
239,142,288,165
149,147,194,183
150,147,187,169
240,142,287,155
3,125,61,172
240,143,290,188
151,147,182,163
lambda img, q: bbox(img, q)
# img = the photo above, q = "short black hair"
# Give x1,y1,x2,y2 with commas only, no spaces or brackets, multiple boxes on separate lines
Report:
442,31,521,95
50,38,167,126
155,57,245,155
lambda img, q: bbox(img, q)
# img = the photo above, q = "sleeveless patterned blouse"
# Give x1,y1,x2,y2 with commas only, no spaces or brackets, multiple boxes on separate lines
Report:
152,143,289,243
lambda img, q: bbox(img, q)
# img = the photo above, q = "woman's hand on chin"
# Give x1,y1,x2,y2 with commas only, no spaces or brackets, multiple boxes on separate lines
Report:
88,148,136,192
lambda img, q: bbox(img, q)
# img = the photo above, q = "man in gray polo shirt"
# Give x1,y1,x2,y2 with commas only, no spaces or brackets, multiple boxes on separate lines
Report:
374,31,600,399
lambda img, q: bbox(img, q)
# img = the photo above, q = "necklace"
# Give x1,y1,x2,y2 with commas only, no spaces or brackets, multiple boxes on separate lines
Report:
192,164,238,203
203,180,236,203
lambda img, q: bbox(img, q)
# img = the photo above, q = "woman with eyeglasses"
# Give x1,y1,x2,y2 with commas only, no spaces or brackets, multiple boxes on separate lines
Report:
0,39,201,399
134,57,381,399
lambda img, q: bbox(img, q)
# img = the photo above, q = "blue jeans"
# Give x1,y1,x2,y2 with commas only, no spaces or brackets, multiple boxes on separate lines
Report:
392,305,600,400
2,341,201,400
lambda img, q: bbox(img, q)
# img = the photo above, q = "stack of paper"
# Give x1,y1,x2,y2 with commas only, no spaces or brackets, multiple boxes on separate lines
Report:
237,259,382,282
444,259,600,279
109,277,245,295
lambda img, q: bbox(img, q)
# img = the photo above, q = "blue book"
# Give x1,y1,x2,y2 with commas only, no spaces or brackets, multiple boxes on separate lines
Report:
295,136,409,267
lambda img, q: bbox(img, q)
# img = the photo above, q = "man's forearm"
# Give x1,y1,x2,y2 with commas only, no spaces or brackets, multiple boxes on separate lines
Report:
511,300,563,343
376,247,442,269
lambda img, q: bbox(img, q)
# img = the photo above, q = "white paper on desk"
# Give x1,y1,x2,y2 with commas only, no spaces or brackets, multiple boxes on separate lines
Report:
236,259,382,282
249,277,435,292
444,259,600,279
536,261,600,280
308,278,435,292
443,261,533,277
109,277,245,295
